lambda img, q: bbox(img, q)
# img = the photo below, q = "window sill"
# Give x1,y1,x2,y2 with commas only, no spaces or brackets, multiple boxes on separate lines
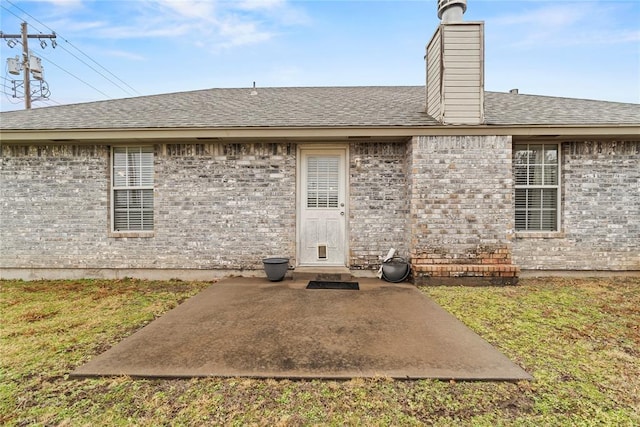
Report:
109,231,155,239
515,231,565,239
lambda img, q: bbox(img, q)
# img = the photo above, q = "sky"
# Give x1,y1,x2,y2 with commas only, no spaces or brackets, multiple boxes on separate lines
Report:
1,0,639,112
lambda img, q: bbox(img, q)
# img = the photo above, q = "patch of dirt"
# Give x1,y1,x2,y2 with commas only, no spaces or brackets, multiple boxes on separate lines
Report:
20,310,60,322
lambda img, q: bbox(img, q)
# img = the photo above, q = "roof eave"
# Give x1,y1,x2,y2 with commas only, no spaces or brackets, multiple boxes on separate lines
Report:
1,124,639,144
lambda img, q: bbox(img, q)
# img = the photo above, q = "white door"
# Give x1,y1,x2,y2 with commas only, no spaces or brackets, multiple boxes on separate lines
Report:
299,149,347,266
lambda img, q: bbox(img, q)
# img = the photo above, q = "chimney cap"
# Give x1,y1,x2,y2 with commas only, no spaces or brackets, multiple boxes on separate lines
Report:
438,0,467,20
509,88,519,95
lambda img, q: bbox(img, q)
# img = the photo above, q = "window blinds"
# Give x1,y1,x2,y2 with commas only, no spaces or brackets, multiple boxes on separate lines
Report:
112,146,154,231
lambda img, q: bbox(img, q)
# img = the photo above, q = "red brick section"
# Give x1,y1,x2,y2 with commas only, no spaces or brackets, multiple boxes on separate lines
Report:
412,264,519,277
411,246,520,284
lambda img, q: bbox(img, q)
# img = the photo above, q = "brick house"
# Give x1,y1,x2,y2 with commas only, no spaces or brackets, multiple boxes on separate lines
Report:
1,0,639,283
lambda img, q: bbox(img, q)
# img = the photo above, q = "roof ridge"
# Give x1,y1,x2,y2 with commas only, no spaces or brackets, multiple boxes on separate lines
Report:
486,91,640,106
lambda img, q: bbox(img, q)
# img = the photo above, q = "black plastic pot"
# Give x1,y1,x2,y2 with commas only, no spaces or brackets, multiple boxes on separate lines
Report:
381,257,410,283
262,257,289,281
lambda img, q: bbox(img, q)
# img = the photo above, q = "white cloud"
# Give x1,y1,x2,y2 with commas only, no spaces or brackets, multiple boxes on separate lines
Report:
42,0,84,8
103,50,147,61
488,2,638,48
491,3,590,28
217,16,274,47
154,0,217,20
47,19,106,32
63,0,310,49
96,22,194,39
236,0,285,10
560,29,640,46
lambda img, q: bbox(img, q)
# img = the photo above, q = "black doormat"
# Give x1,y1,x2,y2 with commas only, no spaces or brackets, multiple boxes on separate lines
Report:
306,281,360,290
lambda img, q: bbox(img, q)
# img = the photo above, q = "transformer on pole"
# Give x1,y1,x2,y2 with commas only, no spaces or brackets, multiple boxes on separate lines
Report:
1,21,56,109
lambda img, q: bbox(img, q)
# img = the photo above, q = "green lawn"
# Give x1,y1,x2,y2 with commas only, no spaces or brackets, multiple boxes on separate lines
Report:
1,277,638,426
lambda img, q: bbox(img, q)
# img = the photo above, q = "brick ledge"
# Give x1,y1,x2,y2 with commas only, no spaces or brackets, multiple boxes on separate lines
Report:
413,264,519,278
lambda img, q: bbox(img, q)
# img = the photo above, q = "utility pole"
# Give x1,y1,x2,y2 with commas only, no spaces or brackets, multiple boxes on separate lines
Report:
1,22,56,109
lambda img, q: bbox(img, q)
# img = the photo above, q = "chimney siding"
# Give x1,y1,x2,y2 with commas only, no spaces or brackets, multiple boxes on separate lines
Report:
426,22,485,125
426,29,442,120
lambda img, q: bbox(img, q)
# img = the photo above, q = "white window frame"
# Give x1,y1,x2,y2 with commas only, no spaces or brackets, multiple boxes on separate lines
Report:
110,146,154,234
513,143,561,232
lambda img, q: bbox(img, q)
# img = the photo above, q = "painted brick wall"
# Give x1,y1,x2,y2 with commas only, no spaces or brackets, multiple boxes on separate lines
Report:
0,145,110,268
3,139,637,277
408,135,518,281
513,140,640,271
1,141,410,274
348,142,409,268
0,143,296,270
155,143,296,269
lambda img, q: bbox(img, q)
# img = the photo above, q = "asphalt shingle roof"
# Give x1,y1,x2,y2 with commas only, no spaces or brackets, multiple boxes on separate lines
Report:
1,86,638,131
484,92,640,125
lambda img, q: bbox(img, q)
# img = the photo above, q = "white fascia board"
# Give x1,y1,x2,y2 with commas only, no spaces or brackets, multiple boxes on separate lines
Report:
1,125,639,143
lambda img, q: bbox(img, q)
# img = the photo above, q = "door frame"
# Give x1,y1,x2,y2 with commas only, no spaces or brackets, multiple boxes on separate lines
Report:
296,144,350,267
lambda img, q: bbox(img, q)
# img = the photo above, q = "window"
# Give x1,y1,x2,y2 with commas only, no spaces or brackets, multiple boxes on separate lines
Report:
111,146,154,232
306,156,339,208
513,144,559,231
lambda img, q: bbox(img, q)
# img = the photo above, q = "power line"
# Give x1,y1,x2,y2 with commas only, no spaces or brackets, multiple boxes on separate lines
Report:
26,47,113,99
4,0,141,96
25,39,136,98
1,89,23,103
38,97,63,107
2,20,113,106
4,40,114,102
0,3,22,20
54,44,137,97
1,83,18,93
38,55,112,99
3,9,137,98
1,21,56,109
1,76,20,92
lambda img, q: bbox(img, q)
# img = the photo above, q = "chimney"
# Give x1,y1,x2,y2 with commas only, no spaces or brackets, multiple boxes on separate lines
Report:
426,0,485,125
438,0,466,23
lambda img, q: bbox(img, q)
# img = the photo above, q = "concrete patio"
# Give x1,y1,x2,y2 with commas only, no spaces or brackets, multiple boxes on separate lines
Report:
72,277,532,380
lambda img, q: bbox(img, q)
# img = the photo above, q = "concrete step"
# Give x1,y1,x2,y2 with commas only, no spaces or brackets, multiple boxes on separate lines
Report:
292,266,353,282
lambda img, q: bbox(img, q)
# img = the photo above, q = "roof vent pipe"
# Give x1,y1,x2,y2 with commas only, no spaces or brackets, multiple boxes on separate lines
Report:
438,0,467,23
